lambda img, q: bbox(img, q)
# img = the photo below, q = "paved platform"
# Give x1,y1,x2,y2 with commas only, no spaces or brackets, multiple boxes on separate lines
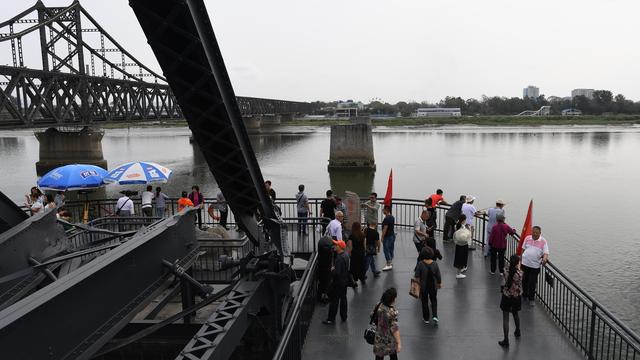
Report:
302,229,583,360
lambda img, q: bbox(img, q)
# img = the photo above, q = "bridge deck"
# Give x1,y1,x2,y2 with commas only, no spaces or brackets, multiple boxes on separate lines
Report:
302,229,583,360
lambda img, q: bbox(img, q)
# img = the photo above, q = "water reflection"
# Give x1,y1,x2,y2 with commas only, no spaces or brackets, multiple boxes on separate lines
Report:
591,132,611,149
329,168,375,198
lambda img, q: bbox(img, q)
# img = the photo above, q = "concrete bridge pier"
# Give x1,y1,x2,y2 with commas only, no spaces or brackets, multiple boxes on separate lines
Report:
260,115,280,126
328,123,376,170
35,127,108,176
244,115,262,130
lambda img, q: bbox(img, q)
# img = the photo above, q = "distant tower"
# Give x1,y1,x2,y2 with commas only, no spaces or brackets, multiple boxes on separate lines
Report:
523,85,540,99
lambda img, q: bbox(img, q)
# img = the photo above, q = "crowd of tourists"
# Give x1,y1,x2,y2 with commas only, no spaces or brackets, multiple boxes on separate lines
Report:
308,187,550,358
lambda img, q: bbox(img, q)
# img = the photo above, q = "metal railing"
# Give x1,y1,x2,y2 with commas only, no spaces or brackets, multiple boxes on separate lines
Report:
272,252,318,360
504,233,640,360
50,197,640,359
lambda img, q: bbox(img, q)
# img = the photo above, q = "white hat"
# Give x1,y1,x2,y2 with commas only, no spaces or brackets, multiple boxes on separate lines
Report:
466,195,476,203
496,199,505,205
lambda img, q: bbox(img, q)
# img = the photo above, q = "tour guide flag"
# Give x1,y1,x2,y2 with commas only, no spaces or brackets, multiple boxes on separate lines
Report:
383,169,393,208
517,200,533,256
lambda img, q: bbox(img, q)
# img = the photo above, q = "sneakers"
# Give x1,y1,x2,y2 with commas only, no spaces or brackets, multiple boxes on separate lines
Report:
500,273,504,277
374,271,381,278
498,339,509,347
514,329,521,338
322,320,334,325
456,273,467,279
490,271,496,275
432,317,439,325
423,319,430,324
382,264,393,271
461,266,468,273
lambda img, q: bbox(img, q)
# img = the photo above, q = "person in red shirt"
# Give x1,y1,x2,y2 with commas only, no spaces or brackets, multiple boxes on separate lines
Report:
488,214,516,275
428,189,449,208
177,191,194,212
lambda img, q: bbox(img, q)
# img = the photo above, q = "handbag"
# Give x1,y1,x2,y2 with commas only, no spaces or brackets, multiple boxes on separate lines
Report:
409,278,421,298
453,226,472,246
364,303,380,345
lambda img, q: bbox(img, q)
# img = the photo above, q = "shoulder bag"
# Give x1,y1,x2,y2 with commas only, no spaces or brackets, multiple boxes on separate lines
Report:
364,302,380,345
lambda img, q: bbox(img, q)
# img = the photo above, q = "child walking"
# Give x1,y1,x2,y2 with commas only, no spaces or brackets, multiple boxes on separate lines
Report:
414,247,442,325
499,254,523,347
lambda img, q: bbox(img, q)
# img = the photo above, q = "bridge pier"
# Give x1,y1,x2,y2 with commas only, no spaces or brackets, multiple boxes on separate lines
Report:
260,115,280,126
328,123,376,170
35,127,108,175
244,116,262,130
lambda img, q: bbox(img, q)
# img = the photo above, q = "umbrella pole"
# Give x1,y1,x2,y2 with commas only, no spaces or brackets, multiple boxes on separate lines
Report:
83,192,90,223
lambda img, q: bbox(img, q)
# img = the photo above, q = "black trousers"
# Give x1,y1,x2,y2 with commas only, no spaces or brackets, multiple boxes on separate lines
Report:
195,208,203,228
443,216,456,240
421,290,437,320
521,265,540,301
375,354,398,360
490,247,506,273
219,210,228,229
327,285,348,321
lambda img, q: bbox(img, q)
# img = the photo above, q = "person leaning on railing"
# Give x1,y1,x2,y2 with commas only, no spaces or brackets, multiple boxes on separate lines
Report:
520,226,549,307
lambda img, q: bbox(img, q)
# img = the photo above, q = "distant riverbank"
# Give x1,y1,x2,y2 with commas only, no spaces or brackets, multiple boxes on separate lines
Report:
96,115,640,129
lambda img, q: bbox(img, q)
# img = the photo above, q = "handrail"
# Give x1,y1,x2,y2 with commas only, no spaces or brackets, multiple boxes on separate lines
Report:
509,233,640,346
272,251,318,360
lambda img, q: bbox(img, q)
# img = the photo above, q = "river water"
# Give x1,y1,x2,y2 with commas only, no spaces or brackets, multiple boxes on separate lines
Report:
1,125,639,331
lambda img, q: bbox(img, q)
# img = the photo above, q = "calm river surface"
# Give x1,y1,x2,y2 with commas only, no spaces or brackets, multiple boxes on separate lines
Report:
1,125,639,331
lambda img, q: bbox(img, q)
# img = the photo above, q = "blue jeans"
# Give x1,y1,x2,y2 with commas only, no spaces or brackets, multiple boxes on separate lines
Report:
297,210,308,234
365,254,378,274
383,234,395,262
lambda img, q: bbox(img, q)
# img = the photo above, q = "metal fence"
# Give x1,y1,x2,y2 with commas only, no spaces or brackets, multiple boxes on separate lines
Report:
504,233,640,360
272,252,318,360
53,197,640,359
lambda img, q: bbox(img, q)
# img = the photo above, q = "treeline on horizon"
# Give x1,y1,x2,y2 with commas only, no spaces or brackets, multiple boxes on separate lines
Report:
311,90,640,117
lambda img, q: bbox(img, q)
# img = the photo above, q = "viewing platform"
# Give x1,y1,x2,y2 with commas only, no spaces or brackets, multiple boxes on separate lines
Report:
14,197,640,360
302,229,582,360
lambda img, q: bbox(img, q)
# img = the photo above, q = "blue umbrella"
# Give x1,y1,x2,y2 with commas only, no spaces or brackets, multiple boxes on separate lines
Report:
37,164,108,191
103,161,172,185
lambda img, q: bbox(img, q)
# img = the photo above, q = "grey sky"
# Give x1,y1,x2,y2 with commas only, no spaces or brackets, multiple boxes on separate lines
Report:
4,0,640,103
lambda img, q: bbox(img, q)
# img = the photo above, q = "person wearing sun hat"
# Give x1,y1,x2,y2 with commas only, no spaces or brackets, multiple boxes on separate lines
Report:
484,199,506,258
323,239,351,324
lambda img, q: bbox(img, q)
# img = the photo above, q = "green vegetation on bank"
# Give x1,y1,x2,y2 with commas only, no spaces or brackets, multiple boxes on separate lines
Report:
285,115,640,127
96,115,640,130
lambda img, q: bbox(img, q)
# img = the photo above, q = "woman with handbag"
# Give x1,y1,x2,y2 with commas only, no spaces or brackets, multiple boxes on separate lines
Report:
373,287,401,360
453,214,471,279
499,254,523,347
414,247,442,325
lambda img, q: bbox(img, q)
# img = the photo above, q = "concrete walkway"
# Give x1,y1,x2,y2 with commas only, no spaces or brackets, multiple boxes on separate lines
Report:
302,229,583,360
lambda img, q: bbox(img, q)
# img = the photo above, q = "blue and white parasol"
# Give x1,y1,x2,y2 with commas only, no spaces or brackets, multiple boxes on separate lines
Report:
37,164,108,191
103,161,172,185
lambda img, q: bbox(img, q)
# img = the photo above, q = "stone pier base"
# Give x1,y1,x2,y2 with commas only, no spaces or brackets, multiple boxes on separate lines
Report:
35,127,108,175
328,124,376,170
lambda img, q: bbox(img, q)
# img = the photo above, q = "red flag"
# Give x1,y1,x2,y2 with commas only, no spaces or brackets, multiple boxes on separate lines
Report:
517,200,533,256
383,169,393,208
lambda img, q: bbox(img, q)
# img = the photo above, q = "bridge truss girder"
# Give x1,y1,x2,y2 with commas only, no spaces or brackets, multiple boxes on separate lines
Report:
0,65,181,127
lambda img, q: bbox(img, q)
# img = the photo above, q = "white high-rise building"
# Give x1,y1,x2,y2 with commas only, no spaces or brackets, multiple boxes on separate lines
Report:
571,89,595,100
523,85,540,99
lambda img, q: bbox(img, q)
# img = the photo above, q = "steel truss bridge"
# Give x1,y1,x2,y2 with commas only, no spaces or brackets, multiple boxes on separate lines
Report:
0,1,315,129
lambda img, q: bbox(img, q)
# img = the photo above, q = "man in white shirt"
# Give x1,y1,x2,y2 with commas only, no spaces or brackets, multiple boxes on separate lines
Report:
521,225,549,306
461,196,479,248
327,211,344,240
141,185,154,217
116,193,135,216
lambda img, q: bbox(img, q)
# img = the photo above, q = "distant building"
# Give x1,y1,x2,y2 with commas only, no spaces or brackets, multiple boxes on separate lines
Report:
413,108,461,117
523,85,540,99
561,108,582,116
571,89,594,100
336,100,365,110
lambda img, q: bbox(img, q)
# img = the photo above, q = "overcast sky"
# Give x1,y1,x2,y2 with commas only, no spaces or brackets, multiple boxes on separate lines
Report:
4,0,640,103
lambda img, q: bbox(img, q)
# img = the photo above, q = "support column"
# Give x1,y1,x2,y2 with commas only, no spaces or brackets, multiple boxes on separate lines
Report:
260,114,280,126
35,127,108,175
328,123,376,170
243,115,261,130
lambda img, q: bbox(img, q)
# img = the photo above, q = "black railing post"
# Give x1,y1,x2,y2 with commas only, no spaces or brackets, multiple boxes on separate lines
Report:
588,301,597,360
